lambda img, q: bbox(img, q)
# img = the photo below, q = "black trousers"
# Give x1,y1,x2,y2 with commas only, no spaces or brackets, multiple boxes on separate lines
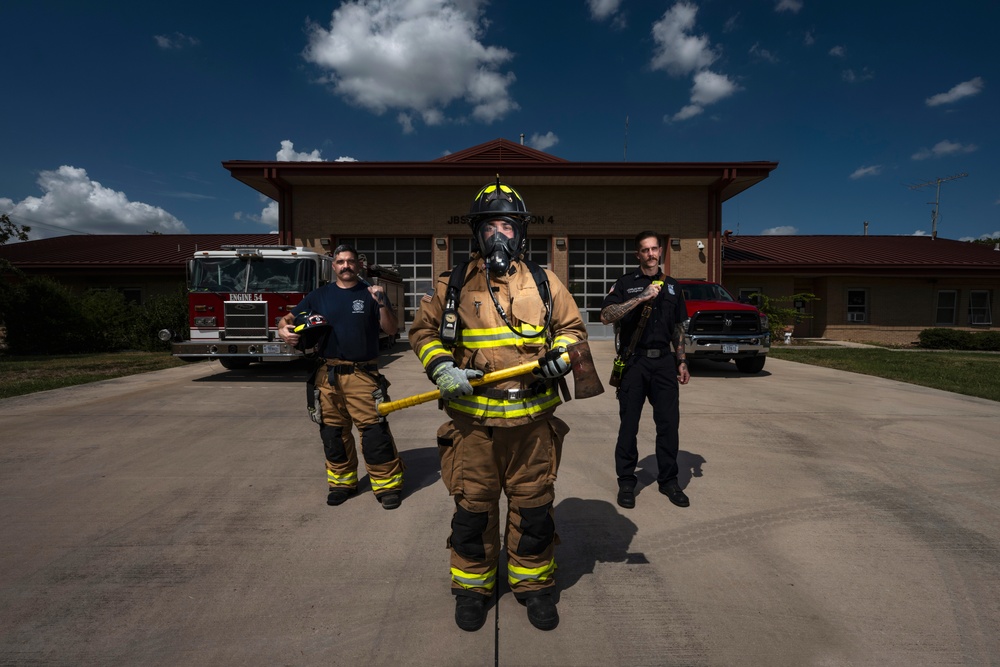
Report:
614,354,680,488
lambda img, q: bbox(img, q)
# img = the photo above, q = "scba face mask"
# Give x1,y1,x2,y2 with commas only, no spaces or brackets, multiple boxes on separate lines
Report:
476,217,524,276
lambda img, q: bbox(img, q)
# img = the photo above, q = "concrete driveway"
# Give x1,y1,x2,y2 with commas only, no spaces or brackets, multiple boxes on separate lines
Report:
1,340,998,666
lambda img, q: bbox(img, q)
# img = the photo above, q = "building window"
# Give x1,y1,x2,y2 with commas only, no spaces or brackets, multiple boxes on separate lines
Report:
935,290,957,325
568,238,634,324
846,289,867,323
339,237,433,326
738,288,762,306
968,290,993,325
449,237,550,269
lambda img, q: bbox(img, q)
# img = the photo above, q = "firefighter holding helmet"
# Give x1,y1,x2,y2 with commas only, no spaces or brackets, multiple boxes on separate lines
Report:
409,179,587,632
278,244,405,510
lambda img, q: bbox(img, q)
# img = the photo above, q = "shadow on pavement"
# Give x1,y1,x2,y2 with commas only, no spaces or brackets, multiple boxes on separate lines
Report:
554,497,642,599
634,449,707,494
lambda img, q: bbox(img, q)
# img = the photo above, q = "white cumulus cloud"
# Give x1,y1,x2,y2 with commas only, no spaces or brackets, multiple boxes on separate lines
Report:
775,0,802,13
0,166,187,239
529,132,559,151
911,140,978,160
850,165,883,180
154,33,200,49
925,77,984,107
651,2,717,76
276,140,325,161
587,0,623,21
303,0,517,131
762,226,798,235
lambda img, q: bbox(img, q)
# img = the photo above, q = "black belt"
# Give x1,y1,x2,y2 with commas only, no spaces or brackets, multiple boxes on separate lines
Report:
476,385,547,401
327,362,378,375
634,348,669,358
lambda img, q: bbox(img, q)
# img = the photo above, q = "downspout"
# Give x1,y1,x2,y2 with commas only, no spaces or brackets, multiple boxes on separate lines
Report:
265,168,293,246
708,169,735,283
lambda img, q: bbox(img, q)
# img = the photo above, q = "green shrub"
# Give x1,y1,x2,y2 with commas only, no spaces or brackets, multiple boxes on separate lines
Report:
131,289,189,351
972,331,1000,351
918,327,1000,351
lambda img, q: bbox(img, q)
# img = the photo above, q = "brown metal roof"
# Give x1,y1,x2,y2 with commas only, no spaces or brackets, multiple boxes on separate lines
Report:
0,234,279,270
723,235,1000,275
222,137,777,203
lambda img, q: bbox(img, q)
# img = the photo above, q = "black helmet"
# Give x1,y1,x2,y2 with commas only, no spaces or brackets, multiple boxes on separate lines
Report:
466,178,532,276
292,311,331,351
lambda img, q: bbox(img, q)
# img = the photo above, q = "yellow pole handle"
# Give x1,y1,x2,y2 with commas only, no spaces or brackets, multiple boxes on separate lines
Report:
376,352,570,416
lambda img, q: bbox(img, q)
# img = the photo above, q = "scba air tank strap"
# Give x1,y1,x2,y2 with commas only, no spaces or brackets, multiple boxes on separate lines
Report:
438,260,553,347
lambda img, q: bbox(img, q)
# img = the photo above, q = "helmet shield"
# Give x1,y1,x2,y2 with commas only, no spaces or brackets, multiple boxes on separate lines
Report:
466,180,532,276
292,311,331,351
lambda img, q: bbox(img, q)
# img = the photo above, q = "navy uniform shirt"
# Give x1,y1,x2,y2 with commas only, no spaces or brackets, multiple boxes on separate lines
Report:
601,269,687,353
296,282,380,361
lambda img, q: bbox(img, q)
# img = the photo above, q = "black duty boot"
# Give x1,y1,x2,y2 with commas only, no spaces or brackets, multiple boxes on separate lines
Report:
617,485,635,509
525,594,559,631
378,491,402,510
326,487,356,506
455,595,488,632
658,480,690,507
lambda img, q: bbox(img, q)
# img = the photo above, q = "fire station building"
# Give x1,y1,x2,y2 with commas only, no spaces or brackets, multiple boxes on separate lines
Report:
223,137,777,338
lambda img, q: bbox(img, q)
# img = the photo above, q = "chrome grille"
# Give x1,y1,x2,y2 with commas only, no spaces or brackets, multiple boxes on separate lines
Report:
224,301,269,339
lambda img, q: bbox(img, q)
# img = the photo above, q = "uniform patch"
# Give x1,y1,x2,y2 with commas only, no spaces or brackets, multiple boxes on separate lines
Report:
352,299,365,313
626,286,644,294
667,284,675,296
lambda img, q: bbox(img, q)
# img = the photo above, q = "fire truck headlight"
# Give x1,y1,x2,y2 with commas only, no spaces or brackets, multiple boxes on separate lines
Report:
194,316,217,327
157,329,173,342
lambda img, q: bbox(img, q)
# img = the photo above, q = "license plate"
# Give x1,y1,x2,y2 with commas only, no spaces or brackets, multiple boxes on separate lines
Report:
722,344,739,354
263,344,281,354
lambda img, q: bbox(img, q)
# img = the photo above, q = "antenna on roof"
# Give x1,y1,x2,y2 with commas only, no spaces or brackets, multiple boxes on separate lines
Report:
623,114,629,162
908,172,968,240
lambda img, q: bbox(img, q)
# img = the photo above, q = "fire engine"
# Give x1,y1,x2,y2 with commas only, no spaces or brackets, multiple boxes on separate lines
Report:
159,244,404,369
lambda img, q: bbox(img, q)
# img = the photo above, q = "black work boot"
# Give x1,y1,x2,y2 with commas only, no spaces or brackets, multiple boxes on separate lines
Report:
617,485,635,509
326,487,356,506
455,595,488,632
524,594,559,630
378,491,402,510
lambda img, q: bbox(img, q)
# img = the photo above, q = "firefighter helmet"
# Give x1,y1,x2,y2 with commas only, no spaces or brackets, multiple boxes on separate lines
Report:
466,178,532,276
292,311,331,351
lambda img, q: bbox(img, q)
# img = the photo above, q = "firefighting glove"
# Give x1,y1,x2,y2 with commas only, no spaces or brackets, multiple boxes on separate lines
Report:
432,361,484,399
533,346,571,380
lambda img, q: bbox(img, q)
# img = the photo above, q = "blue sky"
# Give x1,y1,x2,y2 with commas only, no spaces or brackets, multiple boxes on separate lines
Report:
2,0,998,242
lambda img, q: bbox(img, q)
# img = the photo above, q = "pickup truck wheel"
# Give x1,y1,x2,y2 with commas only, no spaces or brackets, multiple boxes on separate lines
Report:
735,356,766,374
219,357,252,370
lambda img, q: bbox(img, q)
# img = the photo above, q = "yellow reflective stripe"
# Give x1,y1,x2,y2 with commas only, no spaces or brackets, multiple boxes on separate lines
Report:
418,341,451,367
461,325,546,348
446,388,561,419
451,566,497,590
370,472,403,491
553,335,576,349
507,559,556,585
327,470,358,486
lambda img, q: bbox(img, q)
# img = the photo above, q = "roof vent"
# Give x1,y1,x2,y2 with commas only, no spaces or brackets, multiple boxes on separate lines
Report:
995,243,999,251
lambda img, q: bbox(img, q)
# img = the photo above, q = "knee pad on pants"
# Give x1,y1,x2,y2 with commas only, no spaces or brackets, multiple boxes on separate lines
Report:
320,425,347,463
516,502,554,557
360,423,394,465
451,505,489,561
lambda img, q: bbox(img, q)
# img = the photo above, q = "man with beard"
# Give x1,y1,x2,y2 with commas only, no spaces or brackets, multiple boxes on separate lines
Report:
600,231,691,510
278,244,405,509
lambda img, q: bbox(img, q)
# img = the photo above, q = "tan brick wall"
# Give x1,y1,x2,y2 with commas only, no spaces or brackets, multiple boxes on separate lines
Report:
288,184,712,284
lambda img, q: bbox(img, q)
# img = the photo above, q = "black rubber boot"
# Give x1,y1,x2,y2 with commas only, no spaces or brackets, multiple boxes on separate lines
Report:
326,487,356,506
455,595,487,632
525,594,559,630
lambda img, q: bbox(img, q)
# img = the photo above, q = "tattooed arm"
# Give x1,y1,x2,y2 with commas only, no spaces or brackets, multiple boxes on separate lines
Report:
673,322,690,385
600,282,660,324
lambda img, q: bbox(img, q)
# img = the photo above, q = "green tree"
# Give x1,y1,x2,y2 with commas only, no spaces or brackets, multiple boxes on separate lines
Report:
751,292,819,341
1,213,31,245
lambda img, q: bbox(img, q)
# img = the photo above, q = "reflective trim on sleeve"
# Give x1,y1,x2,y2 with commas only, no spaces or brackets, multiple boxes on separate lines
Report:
418,340,451,368
507,559,557,585
451,566,497,591
552,335,577,349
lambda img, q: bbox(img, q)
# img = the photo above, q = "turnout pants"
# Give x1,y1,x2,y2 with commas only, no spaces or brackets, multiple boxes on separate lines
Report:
436,414,569,601
614,354,680,488
316,360,404,498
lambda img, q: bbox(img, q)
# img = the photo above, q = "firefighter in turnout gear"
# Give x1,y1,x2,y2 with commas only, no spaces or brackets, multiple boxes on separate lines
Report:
278,244,405,510
409,179,587,632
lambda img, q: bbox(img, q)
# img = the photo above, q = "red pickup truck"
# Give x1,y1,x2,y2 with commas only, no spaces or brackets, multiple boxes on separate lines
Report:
678,279,770,373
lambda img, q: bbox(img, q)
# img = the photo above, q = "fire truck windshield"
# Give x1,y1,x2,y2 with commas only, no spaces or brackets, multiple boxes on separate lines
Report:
190,257,315,293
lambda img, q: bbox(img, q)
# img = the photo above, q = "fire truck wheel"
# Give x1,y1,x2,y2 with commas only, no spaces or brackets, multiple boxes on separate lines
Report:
220,357,253,370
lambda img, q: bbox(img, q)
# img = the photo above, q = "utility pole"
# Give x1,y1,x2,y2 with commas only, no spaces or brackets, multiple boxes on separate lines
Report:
908,172,968,239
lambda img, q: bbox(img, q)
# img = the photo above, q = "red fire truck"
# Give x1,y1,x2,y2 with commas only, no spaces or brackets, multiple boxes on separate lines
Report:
160,244,404,369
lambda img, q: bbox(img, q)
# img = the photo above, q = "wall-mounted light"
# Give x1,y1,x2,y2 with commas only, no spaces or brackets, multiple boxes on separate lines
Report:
435,238,447,250
555,238,566,249
320,238,331,247
670,238,681,249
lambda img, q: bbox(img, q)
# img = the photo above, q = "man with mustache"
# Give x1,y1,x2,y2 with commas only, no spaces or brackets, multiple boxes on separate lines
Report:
278,243,405,510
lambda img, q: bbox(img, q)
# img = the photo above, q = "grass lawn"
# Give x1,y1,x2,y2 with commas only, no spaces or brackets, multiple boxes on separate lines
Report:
0,351,191,399
768,347,1000,403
